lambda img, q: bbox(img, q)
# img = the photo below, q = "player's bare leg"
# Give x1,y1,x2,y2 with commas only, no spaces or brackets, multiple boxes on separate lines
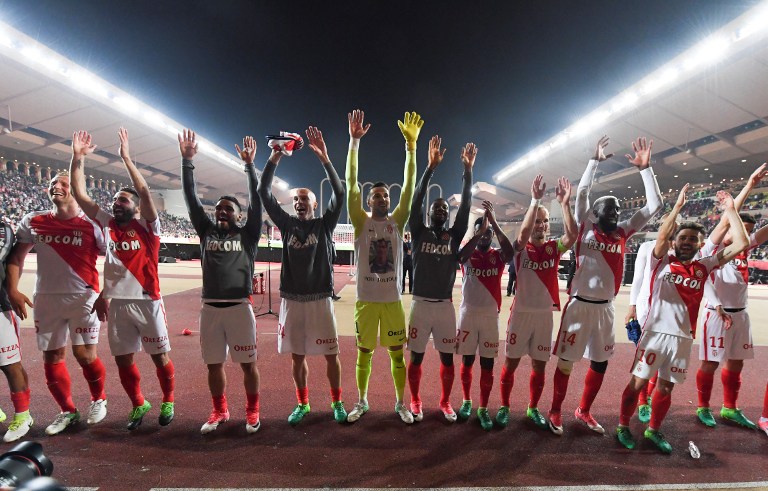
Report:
325,354,346,422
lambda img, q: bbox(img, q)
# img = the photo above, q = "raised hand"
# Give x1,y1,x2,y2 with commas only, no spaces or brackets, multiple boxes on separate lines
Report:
72,130,97,158
397,111,424,143
348,109,371,139
428,135,446,170
716,189,734,211
531,174,546,200
461,143,477,170
178,129,198,160
626,137,653,170
555,176,572,203
482,199,497,225
306,126,330,163
593,135,613,162
748,163,768,186
674,183,690,210
235,135,257,165
118,127,131,161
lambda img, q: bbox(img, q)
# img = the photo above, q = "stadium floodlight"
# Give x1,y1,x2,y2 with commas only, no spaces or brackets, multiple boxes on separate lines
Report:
493,0,768,185
275,180,289,190
112,96,139,114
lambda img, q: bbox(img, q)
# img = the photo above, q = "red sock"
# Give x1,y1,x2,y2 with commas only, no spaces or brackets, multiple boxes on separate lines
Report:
440,363,455,406
156,360,175,403
213,394,228,413
330,387,342,403
529,370,545,408
763,382,768,419
296,386,309,405
637,383,648,405
696,369,714,408
10,388,30,413
551,367,570,413
407,362,422,403
117,363,144,407
499,366,514,407
246,392,260,416
649,390,672,431
479,368,493,408
579,368,605,413
81,358,107,401
460,364,473,401
721,368,741,409
44,362,76,413
619,384,640,426
647,373,658,395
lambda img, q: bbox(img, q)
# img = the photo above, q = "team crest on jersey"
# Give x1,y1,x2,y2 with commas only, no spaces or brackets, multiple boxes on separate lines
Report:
612,233,621,240
386,224,393,234
442,232,450,241
489,255,496,265
127,230,136,238
545,244,553,255
695,268,704,279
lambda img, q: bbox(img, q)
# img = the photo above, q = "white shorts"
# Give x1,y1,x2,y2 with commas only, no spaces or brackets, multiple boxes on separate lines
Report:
33,292,100,351
698,309,753,362
553,297,615,363
631,331,692,385
200,302,257,364
278,298,339,356
0,310,22,367
456,308,499,358
407,298,457,354
505,309,553,362
108,298,170,356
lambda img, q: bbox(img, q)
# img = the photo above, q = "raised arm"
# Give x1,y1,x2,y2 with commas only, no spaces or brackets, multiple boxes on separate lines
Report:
516,175,545,250
257,145,290,230
654,184,688,259
409,135,444,234
391,111,423,232
556,177,577,250
345,109,371,235
458,213,489,264
575,135,612,225
178,129,213,236
68,130,100,220
626,240,651,323
118,127,157,222
624,137,663,233
234,136,262,236
485,200,514,263
452,142,476,240
734,163,767,211
715,191,749,266
306,126,344,227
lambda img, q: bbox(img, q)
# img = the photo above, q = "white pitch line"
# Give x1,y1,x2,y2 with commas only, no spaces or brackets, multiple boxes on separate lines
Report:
148,484,768,491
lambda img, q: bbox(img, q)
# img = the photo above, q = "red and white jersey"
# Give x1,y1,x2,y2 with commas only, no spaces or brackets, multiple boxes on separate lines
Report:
15,210,104,294
460,247,504,313
95,209,161,300
645,253,720,339
702,234,757,309
513,239,565,312
570,222,633,300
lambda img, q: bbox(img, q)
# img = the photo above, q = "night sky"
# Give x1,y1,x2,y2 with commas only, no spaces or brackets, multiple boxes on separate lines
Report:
0,0,754,199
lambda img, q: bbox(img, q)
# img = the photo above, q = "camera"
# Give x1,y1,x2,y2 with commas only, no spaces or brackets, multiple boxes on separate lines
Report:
0,441,53,488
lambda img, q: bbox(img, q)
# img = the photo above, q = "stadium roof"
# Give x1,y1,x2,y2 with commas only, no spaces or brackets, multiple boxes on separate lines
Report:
0,19,292,204
486,2,768,217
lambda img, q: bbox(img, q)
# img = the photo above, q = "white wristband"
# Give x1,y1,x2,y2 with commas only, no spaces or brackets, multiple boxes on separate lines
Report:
349,138,360,151
531,198,541,207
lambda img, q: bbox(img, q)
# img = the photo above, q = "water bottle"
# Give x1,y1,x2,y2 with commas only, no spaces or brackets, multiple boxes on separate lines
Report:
688,441,700,459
